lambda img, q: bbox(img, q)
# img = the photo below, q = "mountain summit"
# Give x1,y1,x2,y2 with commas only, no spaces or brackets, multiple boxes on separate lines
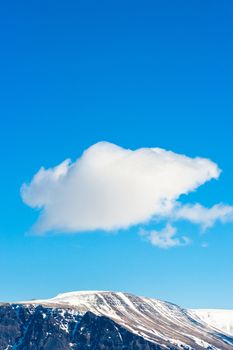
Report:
1,291,232,350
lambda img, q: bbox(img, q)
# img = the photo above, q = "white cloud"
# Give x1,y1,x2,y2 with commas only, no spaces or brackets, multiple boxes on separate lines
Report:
140,224,190,249
172,203,233,229
201,242,209,248
21,141,233,244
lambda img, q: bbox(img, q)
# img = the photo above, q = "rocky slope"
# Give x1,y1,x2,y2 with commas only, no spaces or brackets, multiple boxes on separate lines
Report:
0,291,232,350
0,304,162,350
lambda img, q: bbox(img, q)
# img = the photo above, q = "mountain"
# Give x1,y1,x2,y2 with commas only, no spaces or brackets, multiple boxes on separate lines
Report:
189,309,233,336
0,291,232,350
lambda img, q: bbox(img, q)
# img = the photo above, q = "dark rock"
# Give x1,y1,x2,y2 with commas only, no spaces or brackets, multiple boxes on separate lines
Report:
0,305,165,350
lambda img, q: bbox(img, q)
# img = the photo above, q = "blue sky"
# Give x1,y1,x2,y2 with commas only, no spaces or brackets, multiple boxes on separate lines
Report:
0,0,233,308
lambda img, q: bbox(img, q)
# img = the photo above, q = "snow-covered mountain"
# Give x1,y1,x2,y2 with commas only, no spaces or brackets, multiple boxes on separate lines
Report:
189,309,233,336
13,290,232,350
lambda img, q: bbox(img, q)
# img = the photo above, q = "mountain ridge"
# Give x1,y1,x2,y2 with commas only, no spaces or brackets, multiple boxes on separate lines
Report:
3,290,231,349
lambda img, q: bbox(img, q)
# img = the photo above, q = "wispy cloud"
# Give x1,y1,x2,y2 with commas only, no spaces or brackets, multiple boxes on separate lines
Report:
171,203,233,230
201,242,209,248
140,224,191,249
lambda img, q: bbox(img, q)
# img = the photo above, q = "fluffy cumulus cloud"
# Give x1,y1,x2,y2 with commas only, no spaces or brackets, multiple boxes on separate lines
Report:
21,142,233,246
